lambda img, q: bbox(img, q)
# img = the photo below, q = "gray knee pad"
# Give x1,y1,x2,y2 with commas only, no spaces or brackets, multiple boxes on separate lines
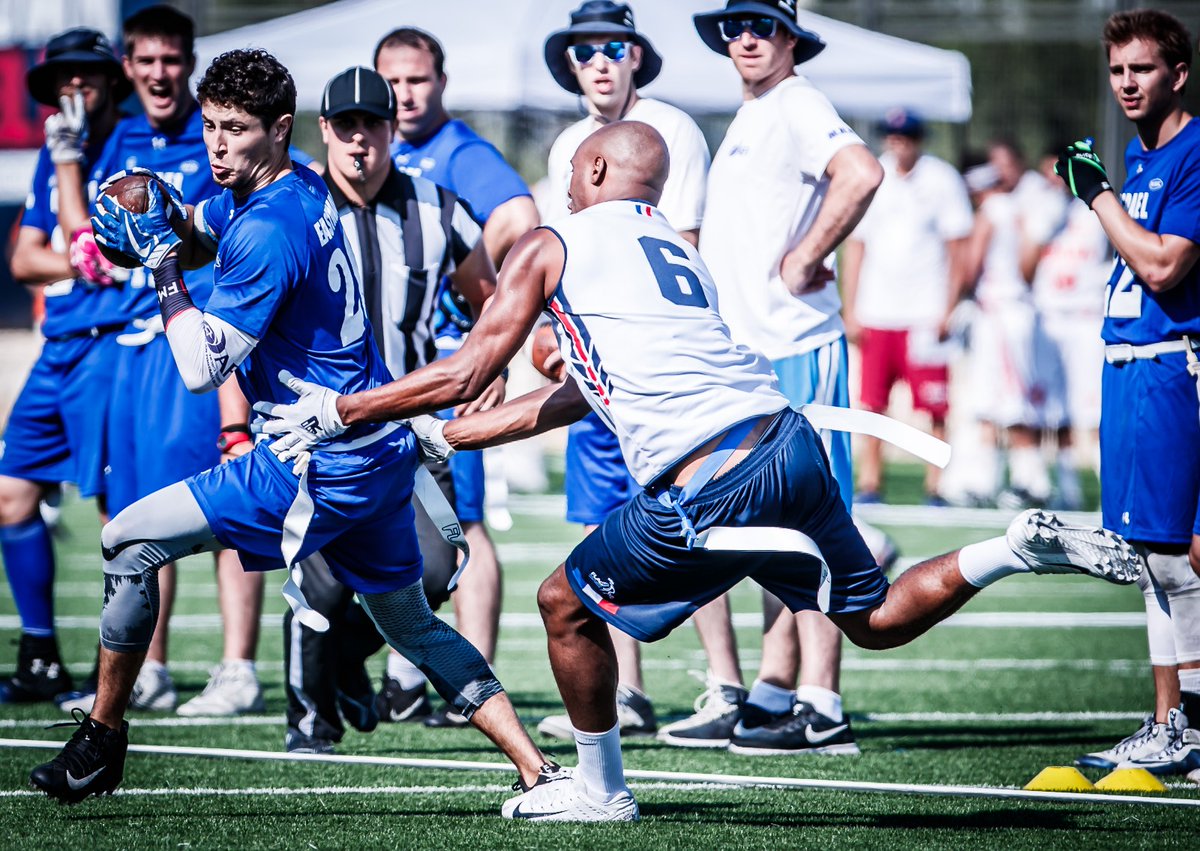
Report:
99,482,219,653
1138,548,1200,665
100,543,165,653
360,583,502,718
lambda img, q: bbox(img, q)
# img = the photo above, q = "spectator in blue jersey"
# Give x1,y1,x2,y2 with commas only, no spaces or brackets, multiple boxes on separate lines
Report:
1058,9,1200,777
29,47,554,806
56,6,267,719
0,28,130,705
372,26,538,726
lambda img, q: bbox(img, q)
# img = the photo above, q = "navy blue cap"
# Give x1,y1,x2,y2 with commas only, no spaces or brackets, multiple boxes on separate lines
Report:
878,108,925,139
26,28,130,106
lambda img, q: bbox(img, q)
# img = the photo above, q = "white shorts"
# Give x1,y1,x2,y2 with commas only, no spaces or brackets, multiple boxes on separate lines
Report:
1041,313,1104,430
968,300,1067,429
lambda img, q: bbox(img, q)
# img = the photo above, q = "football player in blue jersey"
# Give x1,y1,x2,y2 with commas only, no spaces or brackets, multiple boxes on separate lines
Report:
29,48,553,806
373,27,538,726
0,28,130,705
1056,9,1200,777
51,4,268,718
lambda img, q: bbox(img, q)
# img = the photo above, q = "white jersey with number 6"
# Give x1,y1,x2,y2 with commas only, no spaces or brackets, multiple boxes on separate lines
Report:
543,200,788,486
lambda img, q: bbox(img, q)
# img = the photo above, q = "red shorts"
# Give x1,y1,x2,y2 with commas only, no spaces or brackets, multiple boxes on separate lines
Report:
858,327,949,420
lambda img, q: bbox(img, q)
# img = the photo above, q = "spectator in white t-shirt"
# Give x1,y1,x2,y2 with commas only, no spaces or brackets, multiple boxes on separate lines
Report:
662,0,892,758
842,109,974,505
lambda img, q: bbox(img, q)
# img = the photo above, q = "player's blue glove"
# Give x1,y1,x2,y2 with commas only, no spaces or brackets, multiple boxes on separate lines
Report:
1054,138,1112,209
253,370,348,474
91,180,182,270
97,167,189,222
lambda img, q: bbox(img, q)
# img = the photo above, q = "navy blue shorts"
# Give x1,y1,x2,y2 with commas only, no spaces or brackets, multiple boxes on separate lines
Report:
188,427,424,595
1100,355,1200,544
0,334,119,498
105,335,221,515
565,409,886,642
565,412,637,526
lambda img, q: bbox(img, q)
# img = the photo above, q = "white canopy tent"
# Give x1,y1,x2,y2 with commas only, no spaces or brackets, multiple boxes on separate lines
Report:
196,0,972,121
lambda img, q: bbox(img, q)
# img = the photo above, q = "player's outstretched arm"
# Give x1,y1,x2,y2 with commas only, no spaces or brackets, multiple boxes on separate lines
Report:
443,380,590,452
337,227,562,426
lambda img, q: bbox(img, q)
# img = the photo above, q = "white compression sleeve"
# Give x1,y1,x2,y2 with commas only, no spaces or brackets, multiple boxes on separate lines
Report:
163,307,258,393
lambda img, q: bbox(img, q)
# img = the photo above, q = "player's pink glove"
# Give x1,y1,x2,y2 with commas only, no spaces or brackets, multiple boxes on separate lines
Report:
70,228,128,287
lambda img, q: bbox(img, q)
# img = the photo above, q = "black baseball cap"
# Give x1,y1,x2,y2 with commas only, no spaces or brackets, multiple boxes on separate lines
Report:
320,66,396,120
26,27,131,106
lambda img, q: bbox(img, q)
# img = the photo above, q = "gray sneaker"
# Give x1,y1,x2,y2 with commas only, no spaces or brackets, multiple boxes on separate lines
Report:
656,674,748,748
1007,509,1141,585
128,662,177,711
537,685,657,740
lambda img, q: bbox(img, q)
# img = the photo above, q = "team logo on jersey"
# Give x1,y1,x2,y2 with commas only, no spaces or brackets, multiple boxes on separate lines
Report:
728,145,750,157
1148,178,1164,191
589,572,617,599
181,160,200,175
124,156,139,170
419,157,436,171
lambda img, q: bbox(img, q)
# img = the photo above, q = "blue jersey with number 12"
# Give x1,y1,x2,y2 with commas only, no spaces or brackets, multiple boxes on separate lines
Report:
1102,117,1200,345
200,166,390,442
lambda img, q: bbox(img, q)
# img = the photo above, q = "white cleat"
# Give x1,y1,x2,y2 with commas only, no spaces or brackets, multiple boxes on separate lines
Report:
177,662,265,717
502,765,638,823
1007,509,1141,585
1076,714,1169,770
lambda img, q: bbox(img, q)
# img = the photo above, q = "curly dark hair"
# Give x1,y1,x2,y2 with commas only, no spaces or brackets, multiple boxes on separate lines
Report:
197,49,296,137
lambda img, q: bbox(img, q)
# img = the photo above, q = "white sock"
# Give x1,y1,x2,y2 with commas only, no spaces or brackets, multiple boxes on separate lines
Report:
222,658,256,675
386,652,426,690
573,722,627,801
958,535,1027,588
141,659,167,675
747,679,795,714
795,685,842,721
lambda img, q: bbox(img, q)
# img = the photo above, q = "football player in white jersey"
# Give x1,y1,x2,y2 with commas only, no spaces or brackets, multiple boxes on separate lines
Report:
536,0,748,744
258,120,1140,822
686,0,893,755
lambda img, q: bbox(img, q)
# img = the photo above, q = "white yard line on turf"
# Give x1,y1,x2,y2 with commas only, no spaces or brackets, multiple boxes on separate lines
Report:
0,709,1151,730
1,738,1195,808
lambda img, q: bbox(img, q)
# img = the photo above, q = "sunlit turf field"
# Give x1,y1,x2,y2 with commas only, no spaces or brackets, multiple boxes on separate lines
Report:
1,462,1197,849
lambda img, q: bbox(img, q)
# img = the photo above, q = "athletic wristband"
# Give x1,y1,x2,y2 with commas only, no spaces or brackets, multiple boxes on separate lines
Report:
217,430,252,453
152,254,193,326
220,424,251,435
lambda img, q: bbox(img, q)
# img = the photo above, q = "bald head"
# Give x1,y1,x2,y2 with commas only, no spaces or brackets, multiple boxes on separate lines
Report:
567,120,670,213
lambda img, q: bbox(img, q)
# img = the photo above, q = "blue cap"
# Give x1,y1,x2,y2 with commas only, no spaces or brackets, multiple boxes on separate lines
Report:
878,108,925,139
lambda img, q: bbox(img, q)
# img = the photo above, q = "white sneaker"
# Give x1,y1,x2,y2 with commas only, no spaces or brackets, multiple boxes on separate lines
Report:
1121,708,1200,776
1076,714,1168,770
177,662,265,717
128,661,177,711
502,765,638,822
1007,509,1141,585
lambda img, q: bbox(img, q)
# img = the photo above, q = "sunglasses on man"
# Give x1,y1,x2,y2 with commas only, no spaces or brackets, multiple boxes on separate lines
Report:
718,17,779,42
567,40,631,70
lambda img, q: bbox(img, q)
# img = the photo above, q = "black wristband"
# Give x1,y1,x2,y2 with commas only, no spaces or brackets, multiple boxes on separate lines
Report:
152,253,193,326
219,424,251,435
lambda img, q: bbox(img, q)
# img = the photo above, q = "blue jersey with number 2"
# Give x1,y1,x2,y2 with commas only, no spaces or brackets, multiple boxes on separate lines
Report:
1102,118,1200,345
200,166,390,442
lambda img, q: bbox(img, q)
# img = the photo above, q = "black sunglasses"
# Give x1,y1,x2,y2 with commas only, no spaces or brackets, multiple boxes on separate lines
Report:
718,17,778,42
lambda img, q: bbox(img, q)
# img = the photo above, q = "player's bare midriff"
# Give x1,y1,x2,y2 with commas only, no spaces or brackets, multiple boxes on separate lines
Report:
663,412,777,489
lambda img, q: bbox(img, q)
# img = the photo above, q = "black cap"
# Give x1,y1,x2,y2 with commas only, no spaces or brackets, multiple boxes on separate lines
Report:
320,66,397,120
544,1,662,95
26,27,131,106
693,0,825,65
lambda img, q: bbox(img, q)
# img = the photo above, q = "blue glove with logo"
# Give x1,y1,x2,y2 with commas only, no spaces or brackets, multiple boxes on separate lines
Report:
1054,138,1112,209
91,176,183,270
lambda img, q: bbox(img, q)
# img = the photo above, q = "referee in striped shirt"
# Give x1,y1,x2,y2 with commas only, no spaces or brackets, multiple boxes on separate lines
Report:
282,66,501,753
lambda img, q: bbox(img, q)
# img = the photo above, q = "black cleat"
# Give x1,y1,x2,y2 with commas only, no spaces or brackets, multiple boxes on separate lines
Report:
0,634,73,704
30,710,127,804
423,703,470,728
374,676,432,723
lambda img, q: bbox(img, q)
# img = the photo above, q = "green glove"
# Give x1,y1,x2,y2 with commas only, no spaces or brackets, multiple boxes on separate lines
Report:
1054,138,1112,208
